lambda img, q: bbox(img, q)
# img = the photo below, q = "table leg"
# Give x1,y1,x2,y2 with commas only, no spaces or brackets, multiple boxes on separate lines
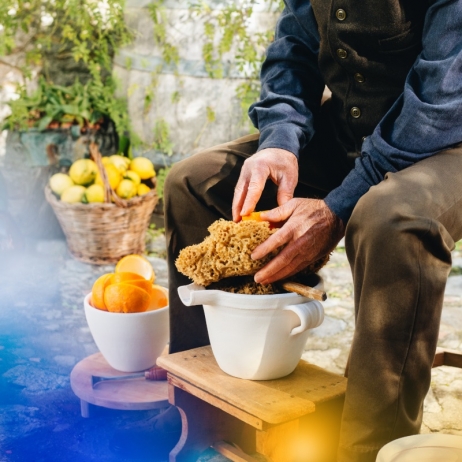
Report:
80,399,91,418
256,420,299,462
169,386,255,462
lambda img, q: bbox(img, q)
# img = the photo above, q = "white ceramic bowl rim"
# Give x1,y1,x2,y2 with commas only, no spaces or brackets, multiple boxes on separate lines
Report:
83,292,169,317
178,275,324,311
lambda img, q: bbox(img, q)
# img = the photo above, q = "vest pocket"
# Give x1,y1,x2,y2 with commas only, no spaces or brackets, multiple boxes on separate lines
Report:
378,25,422,55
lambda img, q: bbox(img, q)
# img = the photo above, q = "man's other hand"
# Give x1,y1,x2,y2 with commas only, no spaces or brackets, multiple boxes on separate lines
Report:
252,198,345,284
232,148,298,221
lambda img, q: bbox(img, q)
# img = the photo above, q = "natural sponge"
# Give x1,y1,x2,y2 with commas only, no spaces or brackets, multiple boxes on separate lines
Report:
175,219,280,286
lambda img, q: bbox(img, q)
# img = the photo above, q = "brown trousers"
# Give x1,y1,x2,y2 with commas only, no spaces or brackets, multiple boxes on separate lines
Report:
164,131,462,462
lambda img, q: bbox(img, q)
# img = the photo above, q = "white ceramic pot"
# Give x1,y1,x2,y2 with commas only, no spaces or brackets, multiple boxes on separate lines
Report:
376,434,462,461
83,290,169,372
178,280,325,380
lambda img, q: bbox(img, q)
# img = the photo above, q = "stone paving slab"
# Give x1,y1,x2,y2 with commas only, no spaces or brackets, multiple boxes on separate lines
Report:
0,236,461,462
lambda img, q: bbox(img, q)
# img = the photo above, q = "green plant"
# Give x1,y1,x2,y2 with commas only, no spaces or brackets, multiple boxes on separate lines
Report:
155,165,173,202
140,0,282,154
190,0,282,123
0,0,132,138
2,76,129,134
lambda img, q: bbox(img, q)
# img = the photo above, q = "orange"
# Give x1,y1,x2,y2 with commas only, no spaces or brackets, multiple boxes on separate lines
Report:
91,273,113,310
241,210,279,229
108,271,146,284
242,211,265,222
108,272,152,296
103,282,151,313
147,285,169,311
115,254,155,283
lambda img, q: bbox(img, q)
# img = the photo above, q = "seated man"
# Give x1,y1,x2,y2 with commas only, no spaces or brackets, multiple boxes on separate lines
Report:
164,1,462,461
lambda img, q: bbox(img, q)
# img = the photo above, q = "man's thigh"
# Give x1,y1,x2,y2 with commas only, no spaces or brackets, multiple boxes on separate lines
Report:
351,143,462,244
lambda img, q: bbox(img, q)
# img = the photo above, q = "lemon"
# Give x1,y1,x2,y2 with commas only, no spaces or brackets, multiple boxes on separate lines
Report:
129,157,156,180
84,184,105,203
69,159,98,186
116,179,137,199
109,155,130,173
137,183,151,196
61,185,87,203
124,170,141,186
102,157,112,166
49,173,74,196
95,163,122,190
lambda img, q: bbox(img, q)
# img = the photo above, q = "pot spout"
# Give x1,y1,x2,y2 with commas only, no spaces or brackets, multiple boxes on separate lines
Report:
178,283,217,306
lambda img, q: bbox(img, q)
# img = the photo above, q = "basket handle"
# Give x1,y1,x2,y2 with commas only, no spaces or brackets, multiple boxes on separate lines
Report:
89,142,129,208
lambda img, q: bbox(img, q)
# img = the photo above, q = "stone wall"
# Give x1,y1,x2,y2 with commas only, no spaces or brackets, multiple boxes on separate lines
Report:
115,0,279,165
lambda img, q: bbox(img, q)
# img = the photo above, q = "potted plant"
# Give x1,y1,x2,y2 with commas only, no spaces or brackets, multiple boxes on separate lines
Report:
0,0,133,238
0,0,133,165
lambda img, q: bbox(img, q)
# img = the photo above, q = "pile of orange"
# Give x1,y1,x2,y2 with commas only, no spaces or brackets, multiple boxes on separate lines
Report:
90,254,168,313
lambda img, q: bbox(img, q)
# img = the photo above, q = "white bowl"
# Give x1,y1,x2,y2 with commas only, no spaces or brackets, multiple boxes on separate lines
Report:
178,278,325,380
376,434,462,462
83,291,169,372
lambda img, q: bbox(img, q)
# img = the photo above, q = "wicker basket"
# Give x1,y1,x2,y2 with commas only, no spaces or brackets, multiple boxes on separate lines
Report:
45,143,159,264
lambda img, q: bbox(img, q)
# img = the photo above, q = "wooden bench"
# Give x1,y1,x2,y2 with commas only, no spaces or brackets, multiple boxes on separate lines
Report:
157,346,347,462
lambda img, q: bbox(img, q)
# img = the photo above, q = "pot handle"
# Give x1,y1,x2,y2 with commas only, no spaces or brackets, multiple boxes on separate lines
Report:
284,300,324,336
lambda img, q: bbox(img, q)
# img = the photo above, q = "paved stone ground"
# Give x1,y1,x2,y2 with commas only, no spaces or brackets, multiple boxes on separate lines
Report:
0,235,461,462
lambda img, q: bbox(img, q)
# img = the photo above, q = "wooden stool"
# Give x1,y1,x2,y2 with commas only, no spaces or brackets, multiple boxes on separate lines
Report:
157,346,347,462
70,352,169,417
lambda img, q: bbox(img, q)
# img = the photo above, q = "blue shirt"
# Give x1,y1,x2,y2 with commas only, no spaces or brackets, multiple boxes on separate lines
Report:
249,0,462,223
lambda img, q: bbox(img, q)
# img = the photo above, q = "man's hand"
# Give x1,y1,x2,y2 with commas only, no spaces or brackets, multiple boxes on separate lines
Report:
232,148,298,221
252,198,345,284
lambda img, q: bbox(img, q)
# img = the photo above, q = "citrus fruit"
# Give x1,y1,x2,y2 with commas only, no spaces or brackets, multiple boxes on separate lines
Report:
95,163,121,190
129,157,156,180
242,211,265,222
108,272,153,296
124,170,141,186
61,185,87,203
137,183,151,196
104,282,151,313
108,271,145,284
69,159,98,186
241,211,279,229
147,285,168,311
84,184,105,203
115,254,155,282
116,179,137,199
91,273,113,310
109,155,130,173
49,173,74,196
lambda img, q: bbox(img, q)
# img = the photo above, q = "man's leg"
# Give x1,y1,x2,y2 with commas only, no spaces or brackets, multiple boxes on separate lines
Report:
338,144,462,462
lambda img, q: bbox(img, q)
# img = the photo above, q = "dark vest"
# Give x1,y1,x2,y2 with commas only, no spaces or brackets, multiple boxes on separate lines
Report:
310,0,427,152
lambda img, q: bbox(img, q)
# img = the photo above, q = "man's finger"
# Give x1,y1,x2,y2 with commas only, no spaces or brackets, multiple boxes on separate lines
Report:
251,223,294,260
232,175,249,221
240,171,268,216
254,247,300,283
260,200,296,223
276,176,297,206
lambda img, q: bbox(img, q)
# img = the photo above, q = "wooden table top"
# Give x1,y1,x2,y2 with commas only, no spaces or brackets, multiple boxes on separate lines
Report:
157,346,347,425
71,352,169,411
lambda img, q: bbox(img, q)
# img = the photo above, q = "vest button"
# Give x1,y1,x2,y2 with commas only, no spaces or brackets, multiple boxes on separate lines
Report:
350,107,361,118
354,73,365,83
336,48,348,59
336,9,347,20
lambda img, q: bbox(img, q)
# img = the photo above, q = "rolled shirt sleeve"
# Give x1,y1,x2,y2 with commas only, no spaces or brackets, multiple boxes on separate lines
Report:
248,2,325,156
